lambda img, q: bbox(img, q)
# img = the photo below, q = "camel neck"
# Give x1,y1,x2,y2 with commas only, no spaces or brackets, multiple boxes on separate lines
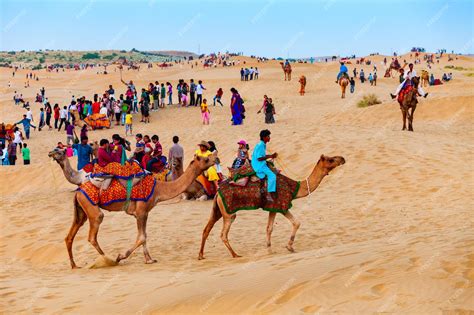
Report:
154,162,201,202
59,157,82,185
294,163,327,199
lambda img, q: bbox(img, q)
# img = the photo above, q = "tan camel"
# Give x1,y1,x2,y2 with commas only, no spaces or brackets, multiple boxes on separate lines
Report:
279,62,292,81
298,75,306,95
66,154,216,268
198,155,345,260
339,77,349,98
48,144,99,185
421,70,429,87
398,76,420,132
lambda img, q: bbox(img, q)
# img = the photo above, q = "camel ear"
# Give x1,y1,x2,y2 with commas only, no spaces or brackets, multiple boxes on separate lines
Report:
320,154,325,161
196,155,201,162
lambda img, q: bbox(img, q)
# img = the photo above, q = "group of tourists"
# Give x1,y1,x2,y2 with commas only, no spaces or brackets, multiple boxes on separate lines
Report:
240,67,259,81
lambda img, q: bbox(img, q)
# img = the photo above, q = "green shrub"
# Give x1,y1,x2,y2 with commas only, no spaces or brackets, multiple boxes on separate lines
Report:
32,64,42,70
82,52,100,60
357,94,382,108
7,51,16,55
38,57,45,63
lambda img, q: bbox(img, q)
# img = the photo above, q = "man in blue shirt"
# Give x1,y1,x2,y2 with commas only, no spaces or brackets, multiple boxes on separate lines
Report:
15,114,36,139
251,129,278,202
336,62,348,83
72,136,93,170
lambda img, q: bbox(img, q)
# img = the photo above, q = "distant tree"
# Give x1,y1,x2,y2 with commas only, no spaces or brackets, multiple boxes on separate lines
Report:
8,51,16,55
82,52,100,60
38,57,45,63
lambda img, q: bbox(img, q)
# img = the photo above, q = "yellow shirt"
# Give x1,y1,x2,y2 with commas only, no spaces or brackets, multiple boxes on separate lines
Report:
200,103,209,113
195,149,218,181
125,114,133,125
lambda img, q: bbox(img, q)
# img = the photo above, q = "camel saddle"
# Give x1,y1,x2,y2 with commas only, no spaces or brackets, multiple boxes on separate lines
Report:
398,83,417,103
89,161,148,190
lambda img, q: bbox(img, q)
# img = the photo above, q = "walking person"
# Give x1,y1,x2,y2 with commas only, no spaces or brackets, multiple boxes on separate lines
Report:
21,143,30,165
168,136,184,180
213,88,224,106
166,82,173,105
201,99,210,125
57,106,68,131
160,83,166,107
350,77,355,93
45,102,52,130
38,108,45,131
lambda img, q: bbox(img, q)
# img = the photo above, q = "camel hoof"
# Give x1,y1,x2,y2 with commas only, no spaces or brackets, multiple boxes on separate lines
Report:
116,254,124,263
145,259,157,264
232,254,242,258
71,265,81,269
286,245,295,253
198,254,205,260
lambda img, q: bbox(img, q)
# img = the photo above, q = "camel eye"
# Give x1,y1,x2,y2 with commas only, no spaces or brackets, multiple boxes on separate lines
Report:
329,158,334,163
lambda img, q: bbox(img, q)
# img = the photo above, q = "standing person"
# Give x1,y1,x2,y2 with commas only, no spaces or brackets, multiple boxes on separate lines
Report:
72,136,93,170
369,73,374,85
53,104,60,129
255,67,259,79
121,99,129,125
15,115,36,139
230,88,244,125
65,121,77,145
160,83,166,107
189,79,196,106
168,135,184,180
166,82,173,105
251,129,278,202
92,94,100,114
38,108,45,131
80,124,88,139
153,81,160,110
58,106,68,131
7,138,17,165
350,77,356,93
263,98,275,124
45,103,52,130
240,68,244,81
125,110,133,136
26,107,34,124
177,80,183,105
114,97,121,126
373,71,377,86
359,69,365,83
196,80,205,106
201,99,210,125
213,88,224,106
21,143,30,165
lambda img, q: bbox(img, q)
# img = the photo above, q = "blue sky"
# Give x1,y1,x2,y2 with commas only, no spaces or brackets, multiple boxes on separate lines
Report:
1,0,473,57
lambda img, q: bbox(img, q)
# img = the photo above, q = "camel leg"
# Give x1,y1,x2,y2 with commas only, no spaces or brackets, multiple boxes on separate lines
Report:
401,107,407,130
198,198,223,260
221,214,240,258
87,207,105,256
65,198,87,269
266,212,277,248
117,203,154,263
408,105,416,132
283,211,301,252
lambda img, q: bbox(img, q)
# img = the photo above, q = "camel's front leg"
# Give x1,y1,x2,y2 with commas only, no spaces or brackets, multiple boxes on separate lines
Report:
221,215,240,258
283,211,301,252
266,212,276,248
87,209,105,256
401,107,407,130
408,106,416,132
117,209,154,264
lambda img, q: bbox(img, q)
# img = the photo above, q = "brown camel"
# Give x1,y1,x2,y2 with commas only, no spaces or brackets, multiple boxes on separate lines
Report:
198,155,345,260
298,75,306,95
339,77,349,98
420,70,429,87
279,62,292,81
398,76,420,132
48,144,99,185
66,154,216,268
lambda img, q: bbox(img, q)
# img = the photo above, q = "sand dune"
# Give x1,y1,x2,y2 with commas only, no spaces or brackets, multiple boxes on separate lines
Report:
0,53,473,314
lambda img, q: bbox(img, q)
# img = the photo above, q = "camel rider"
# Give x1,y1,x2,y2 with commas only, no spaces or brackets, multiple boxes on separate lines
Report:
195,141,219,190
251,129,278,202
391,63,428,99
284,59,290,67
336,62,348,83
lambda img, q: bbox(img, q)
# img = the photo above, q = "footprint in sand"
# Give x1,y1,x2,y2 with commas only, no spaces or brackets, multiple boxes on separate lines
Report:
274,281,309,305
300,304,321,313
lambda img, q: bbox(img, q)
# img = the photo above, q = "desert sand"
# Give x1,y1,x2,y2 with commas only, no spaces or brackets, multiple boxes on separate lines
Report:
0,54,473,314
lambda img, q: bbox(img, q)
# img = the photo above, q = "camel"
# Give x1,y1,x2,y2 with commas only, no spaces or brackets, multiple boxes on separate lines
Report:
279,62,292,81
420,70,429,87
48,148,175,186
298,75,306,95
48,144,99,185
398,76,420,132
66,153,216,268
338,76,349,98
198,154,345,260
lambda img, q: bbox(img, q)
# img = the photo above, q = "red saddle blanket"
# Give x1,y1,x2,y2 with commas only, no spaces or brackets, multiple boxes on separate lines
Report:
218,174,300,214
78,175,156,206
398,84,413,103
91,161,146,179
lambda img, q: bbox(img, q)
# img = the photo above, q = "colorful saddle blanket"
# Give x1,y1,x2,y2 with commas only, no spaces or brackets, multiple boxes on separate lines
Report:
195,174,217,197
218,174,300,214
90,161,146,179
84,113,111,129
78,175,156,206
398,84,414,103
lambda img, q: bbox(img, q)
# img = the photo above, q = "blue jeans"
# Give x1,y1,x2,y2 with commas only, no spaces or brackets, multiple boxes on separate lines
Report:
168,93,172,105
350,85,355,93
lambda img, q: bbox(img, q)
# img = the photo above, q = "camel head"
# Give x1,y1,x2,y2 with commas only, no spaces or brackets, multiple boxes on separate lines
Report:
190,152,217,172
412,76,420,88
48,148,67,164
317,155,346,175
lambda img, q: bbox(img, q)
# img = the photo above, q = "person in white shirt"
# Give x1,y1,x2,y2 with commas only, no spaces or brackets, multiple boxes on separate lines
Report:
26,108,33,122
58,106,68,131
99,104,108,116
196,80,206,106
391,63,428,99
